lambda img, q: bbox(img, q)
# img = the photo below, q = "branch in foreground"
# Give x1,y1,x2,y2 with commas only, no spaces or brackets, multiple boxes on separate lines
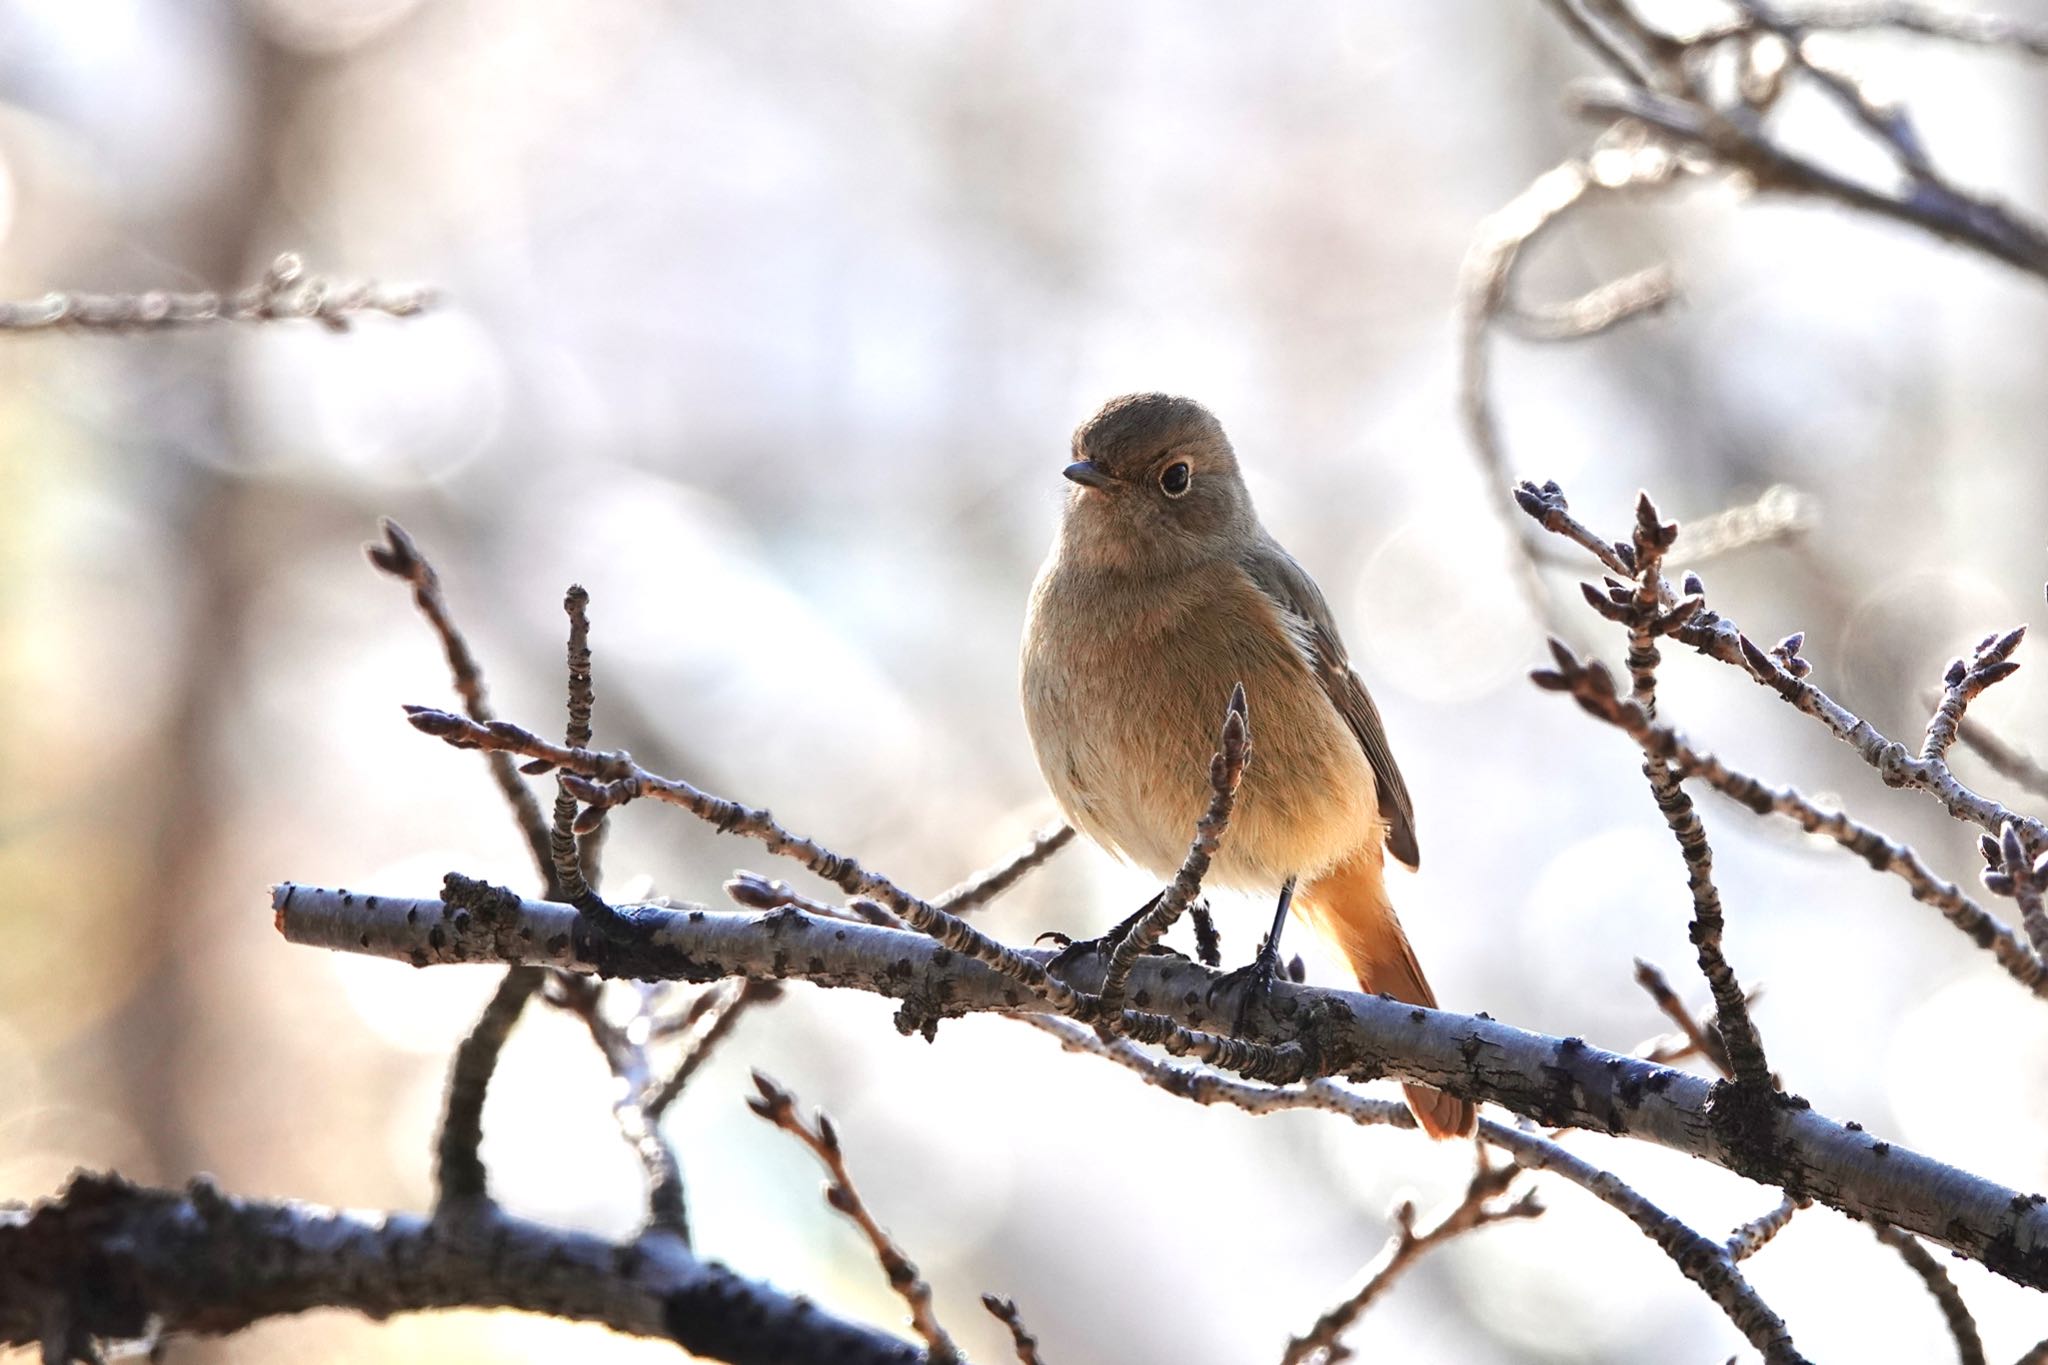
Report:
1280,1154,1539,1365
0,253,436,332
749,1074,963,1365
272,882,2048,1291
933,824,1075,915
1024,1015,1802,1363
0,1173,920,1365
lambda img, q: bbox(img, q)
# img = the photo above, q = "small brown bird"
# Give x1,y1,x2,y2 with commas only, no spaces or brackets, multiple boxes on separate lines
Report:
1019,393,1474,1139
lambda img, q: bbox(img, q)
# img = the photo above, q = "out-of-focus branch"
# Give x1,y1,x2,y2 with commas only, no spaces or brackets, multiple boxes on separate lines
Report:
748,1074,961,1365
548,977,690,1240
981,1295,1047,1365
1725,1195,1805,1262
1459,130,1687,631
933,824,1075,915
1953,714,2048,806
0,253,435,332
1026,1015,1803,1363
1632,957,1736,1076
433,966,543,1207
1281,1154,1539,1365
1872,1222,1986,1365
367,521,555,1211
273,881,2048,1290
0,1173,921,1365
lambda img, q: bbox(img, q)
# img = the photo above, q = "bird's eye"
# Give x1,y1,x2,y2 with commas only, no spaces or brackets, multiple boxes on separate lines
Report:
1159,461,1192,498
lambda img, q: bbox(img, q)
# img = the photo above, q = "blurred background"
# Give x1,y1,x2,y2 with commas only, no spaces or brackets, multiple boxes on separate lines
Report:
5,1,2048,1361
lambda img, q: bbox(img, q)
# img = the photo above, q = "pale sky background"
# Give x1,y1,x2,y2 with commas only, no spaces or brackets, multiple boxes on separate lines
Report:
4,2,2048,1362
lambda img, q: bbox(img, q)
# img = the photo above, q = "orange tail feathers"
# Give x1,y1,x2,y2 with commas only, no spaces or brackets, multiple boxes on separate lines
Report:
1298,849,1477,1140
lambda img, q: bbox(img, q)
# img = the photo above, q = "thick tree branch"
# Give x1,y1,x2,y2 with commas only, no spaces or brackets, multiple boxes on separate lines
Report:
272,881,2048,1290
0,1173,921,1365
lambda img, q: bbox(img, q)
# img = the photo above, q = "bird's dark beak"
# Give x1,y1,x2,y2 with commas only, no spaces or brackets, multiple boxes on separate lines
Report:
1063,460,1112,490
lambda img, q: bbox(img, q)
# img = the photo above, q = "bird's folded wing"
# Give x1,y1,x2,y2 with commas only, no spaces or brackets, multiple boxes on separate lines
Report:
1238,538,1420,870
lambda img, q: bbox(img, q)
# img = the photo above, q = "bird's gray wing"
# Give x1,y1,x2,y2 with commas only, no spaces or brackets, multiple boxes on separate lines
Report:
1238,536,1420,870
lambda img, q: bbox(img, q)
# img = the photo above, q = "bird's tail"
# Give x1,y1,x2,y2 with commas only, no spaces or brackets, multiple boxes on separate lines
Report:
1297,848,1477,1140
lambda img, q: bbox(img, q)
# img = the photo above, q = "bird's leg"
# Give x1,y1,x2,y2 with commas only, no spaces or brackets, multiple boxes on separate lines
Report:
1207,876,1295,1034
1039,891,1166,977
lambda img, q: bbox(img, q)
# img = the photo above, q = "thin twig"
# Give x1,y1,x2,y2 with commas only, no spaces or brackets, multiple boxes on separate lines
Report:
1924,628,2027,764
549,586,602,906
981,1295,1048,1365
1281,1154,1540,1364
0,253,435,332
1098,685,1249,1015
1872,1222,1986,1365
1726,1195,1805,1262
1690,2,2048,56
403,706,1311,1084
367,520,555,1212
1461,135,1687,634
1953,714,2048,806
933,824,1076,915
366,521,552,882
749,1074,961,1365
1633,957,1733,1077
550,977,689,1240
1615,492,1777,1093
647,980,778,1119
1518,485,2048,860
1533,640,2048,998
1025,1015,1806,1363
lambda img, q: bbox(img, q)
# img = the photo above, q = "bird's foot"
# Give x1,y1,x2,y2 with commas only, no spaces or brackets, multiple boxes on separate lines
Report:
1038,894,1172,979
1206,940,1302,1035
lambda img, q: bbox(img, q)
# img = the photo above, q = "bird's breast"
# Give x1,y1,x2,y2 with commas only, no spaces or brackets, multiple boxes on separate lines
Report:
1020,557,1380,889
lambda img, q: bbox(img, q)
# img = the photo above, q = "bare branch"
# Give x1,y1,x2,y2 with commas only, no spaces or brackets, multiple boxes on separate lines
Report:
274,882,2048,1290
1633,957,1733,1077
1099,685,1249,1015
1725,1195,1805,1262
550,977,689,1240
0,253,435,333
1872,1222,1986,1365
0,1173,921,1365
433,966,544,1209
749,1074,960,1365
1461,137,1688,631
1519,486,2048,857
402,707,1312,1084
366,521,552,882
548,586,600,904
933,824,1075,915
1953,714,2048,806
981,1294,1047,1365
1281,1155,1539,1364
367,520,556,1212
647,980,777,1119
1532,641,2048,998
1027,1016,1803,1363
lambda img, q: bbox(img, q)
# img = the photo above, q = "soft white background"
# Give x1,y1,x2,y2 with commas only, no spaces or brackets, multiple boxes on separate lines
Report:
3,2,2047,1361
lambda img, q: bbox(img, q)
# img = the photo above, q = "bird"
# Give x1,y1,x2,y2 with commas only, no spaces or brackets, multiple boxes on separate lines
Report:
1018,392,1475,1139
